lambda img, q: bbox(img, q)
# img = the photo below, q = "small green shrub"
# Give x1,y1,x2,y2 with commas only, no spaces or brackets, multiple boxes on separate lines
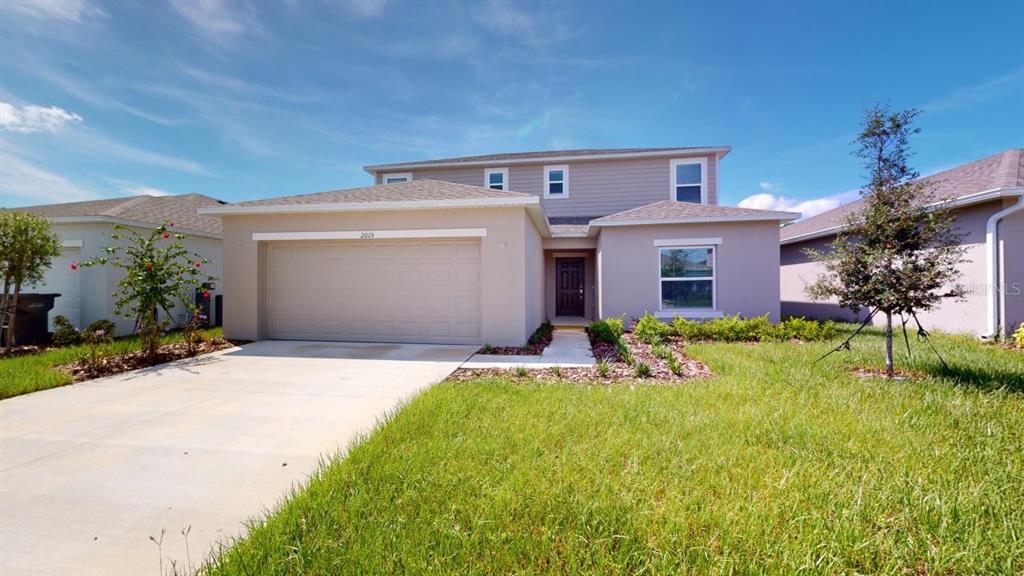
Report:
550,365,563,378
633,361,652,378
81,320,115,369
587,320,619,344
480,344,495,354
596,360,610,378
615,338,634,366
672,314,835,343
51,315,80,347
514,365,528,378
1014,323,1024,347
605,317,624,338
634,313,670,345
85,319,117,337
528,321,554,346
666,354,684,376
651,344,672,361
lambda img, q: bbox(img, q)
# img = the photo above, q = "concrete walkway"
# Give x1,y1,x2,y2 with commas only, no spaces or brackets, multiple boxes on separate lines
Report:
0,340,476,576
462,328,595,369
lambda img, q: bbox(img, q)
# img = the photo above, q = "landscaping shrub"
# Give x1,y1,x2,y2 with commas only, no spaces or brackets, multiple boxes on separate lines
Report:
633,361,652,378
596,360,610,378
81,320,115,370
634,313,671,345
615,338,634,366
1014,323,1024,348
605,317,624,339
528,320,554,346
51,315,80,347
587,319,619,344
672,314,836,343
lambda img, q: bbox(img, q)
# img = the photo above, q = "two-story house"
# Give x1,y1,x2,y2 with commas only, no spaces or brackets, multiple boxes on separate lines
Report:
202,147,799,346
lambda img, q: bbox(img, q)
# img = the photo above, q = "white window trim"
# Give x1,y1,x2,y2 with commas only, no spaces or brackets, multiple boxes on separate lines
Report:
669,158,707,204
544,164,569,198
382,172,413,184
653,237,722,247
657,245,716,313
484,167,509,191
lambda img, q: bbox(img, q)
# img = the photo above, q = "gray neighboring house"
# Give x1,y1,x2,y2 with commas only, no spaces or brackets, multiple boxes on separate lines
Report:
6,194,225,335
202,147,799,347
780,148,1024,338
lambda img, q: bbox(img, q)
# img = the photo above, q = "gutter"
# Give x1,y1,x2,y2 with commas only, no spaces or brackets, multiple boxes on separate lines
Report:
982,189,1024,339
198,196,540,216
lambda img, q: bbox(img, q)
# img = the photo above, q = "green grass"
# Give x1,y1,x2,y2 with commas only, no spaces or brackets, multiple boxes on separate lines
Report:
205,326,1021,574
0,327,223,400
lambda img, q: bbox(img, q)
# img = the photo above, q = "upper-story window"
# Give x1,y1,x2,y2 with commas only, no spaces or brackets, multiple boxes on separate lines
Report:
670,158,706,203
383,172,412,184
485,168,508,191
544,165,568,198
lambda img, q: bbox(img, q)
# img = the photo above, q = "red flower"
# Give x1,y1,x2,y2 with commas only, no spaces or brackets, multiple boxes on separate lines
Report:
162,232,170,239
195,262,202,268
202,290,210,299
168,222,174,227
145,262,154,271
70,262,78,271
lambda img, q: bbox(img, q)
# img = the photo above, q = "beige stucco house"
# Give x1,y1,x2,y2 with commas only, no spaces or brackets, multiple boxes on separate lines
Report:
780,149,1024,339
8,194,224,335
202,147,798,346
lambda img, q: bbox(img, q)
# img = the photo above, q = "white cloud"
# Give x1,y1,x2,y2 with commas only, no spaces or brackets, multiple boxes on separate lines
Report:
0,145,99,205
168,0,254,43
125,185,171,197
0,0,103,23
758,181,780,192
0,101,83,133
923,65,1024,113
477,0,536,36
738,189,860,219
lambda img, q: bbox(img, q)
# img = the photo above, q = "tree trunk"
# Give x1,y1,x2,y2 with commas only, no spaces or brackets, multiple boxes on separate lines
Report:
8,281,21,348
884,311,894,378
0,278,10,350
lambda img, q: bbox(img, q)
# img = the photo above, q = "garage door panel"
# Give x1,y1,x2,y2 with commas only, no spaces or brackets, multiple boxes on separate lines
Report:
268,240,481,344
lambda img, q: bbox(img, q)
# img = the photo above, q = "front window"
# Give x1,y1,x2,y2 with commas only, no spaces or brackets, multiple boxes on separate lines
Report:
485,168,508,191
383,172,412,184
544,165,568,197
659,247,714,309
670,159,705,203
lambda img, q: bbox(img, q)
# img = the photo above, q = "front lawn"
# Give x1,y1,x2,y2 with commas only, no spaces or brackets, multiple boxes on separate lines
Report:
0,327,224,400
206,327,1023,574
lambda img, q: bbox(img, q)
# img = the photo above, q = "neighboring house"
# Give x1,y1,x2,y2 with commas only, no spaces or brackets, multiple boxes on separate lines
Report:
6,194,225,336
780,149,1024,339
202,147,798,346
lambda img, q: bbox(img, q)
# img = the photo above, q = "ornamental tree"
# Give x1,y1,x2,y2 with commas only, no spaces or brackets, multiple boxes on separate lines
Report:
804,105,966,377
77,222,215,359
0,212,61,349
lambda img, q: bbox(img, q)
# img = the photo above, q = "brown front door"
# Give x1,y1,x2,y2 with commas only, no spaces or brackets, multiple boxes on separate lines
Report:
556,258,585,317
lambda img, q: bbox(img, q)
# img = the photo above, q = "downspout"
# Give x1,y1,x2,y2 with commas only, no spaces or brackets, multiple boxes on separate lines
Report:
982,190,1024,339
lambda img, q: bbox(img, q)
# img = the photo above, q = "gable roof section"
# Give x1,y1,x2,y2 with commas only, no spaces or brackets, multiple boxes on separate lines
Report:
781,148,1024,244
364,146,731,172
6,194,225,237
590,200,799,227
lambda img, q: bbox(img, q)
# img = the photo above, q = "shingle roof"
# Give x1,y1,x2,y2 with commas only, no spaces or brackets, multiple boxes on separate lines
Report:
590,200,799,225
6,194,225,236
233,179,534,207
365,146,730,170
781,148,1024,243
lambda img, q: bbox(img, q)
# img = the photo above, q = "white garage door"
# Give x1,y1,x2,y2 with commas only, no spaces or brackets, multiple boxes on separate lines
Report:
39,247,82,330
267,239,482,344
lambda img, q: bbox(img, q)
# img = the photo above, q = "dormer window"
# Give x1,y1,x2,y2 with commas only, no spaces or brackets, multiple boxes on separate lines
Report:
383,172,412,184
544,165,568,198
670,158,706,203
485,168,508,191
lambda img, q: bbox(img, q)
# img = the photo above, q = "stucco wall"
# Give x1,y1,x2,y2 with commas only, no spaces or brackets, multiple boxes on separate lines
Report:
998,199,1023,334
219,207,541,346
523,215,547,337
596,221,782,322
380,154,720,217
780,200,1013,336
33,223,222,335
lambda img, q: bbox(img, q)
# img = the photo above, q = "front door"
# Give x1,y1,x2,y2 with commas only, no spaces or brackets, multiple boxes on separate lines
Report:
556,258,585,317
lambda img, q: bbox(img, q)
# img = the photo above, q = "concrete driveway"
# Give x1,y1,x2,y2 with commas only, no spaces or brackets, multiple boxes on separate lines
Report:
0,340,475,575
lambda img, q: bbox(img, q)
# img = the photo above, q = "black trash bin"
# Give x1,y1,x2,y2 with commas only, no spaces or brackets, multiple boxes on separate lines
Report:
1,293,61,347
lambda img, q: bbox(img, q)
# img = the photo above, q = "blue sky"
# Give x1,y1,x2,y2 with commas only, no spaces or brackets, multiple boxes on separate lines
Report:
1,0,1021,215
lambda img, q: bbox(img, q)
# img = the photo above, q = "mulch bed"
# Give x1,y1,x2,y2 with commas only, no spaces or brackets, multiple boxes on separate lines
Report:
60,338,236,382
477,325,554,356
453,330,711,384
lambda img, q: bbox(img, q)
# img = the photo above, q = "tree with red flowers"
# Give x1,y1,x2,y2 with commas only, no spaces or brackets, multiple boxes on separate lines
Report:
77,222,215,359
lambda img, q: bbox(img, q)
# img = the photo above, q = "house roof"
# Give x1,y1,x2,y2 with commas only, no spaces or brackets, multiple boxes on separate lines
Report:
780,148,1024,244
364,146,731,172
589,200,799,227
5,194,225,237
226,179,535,208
